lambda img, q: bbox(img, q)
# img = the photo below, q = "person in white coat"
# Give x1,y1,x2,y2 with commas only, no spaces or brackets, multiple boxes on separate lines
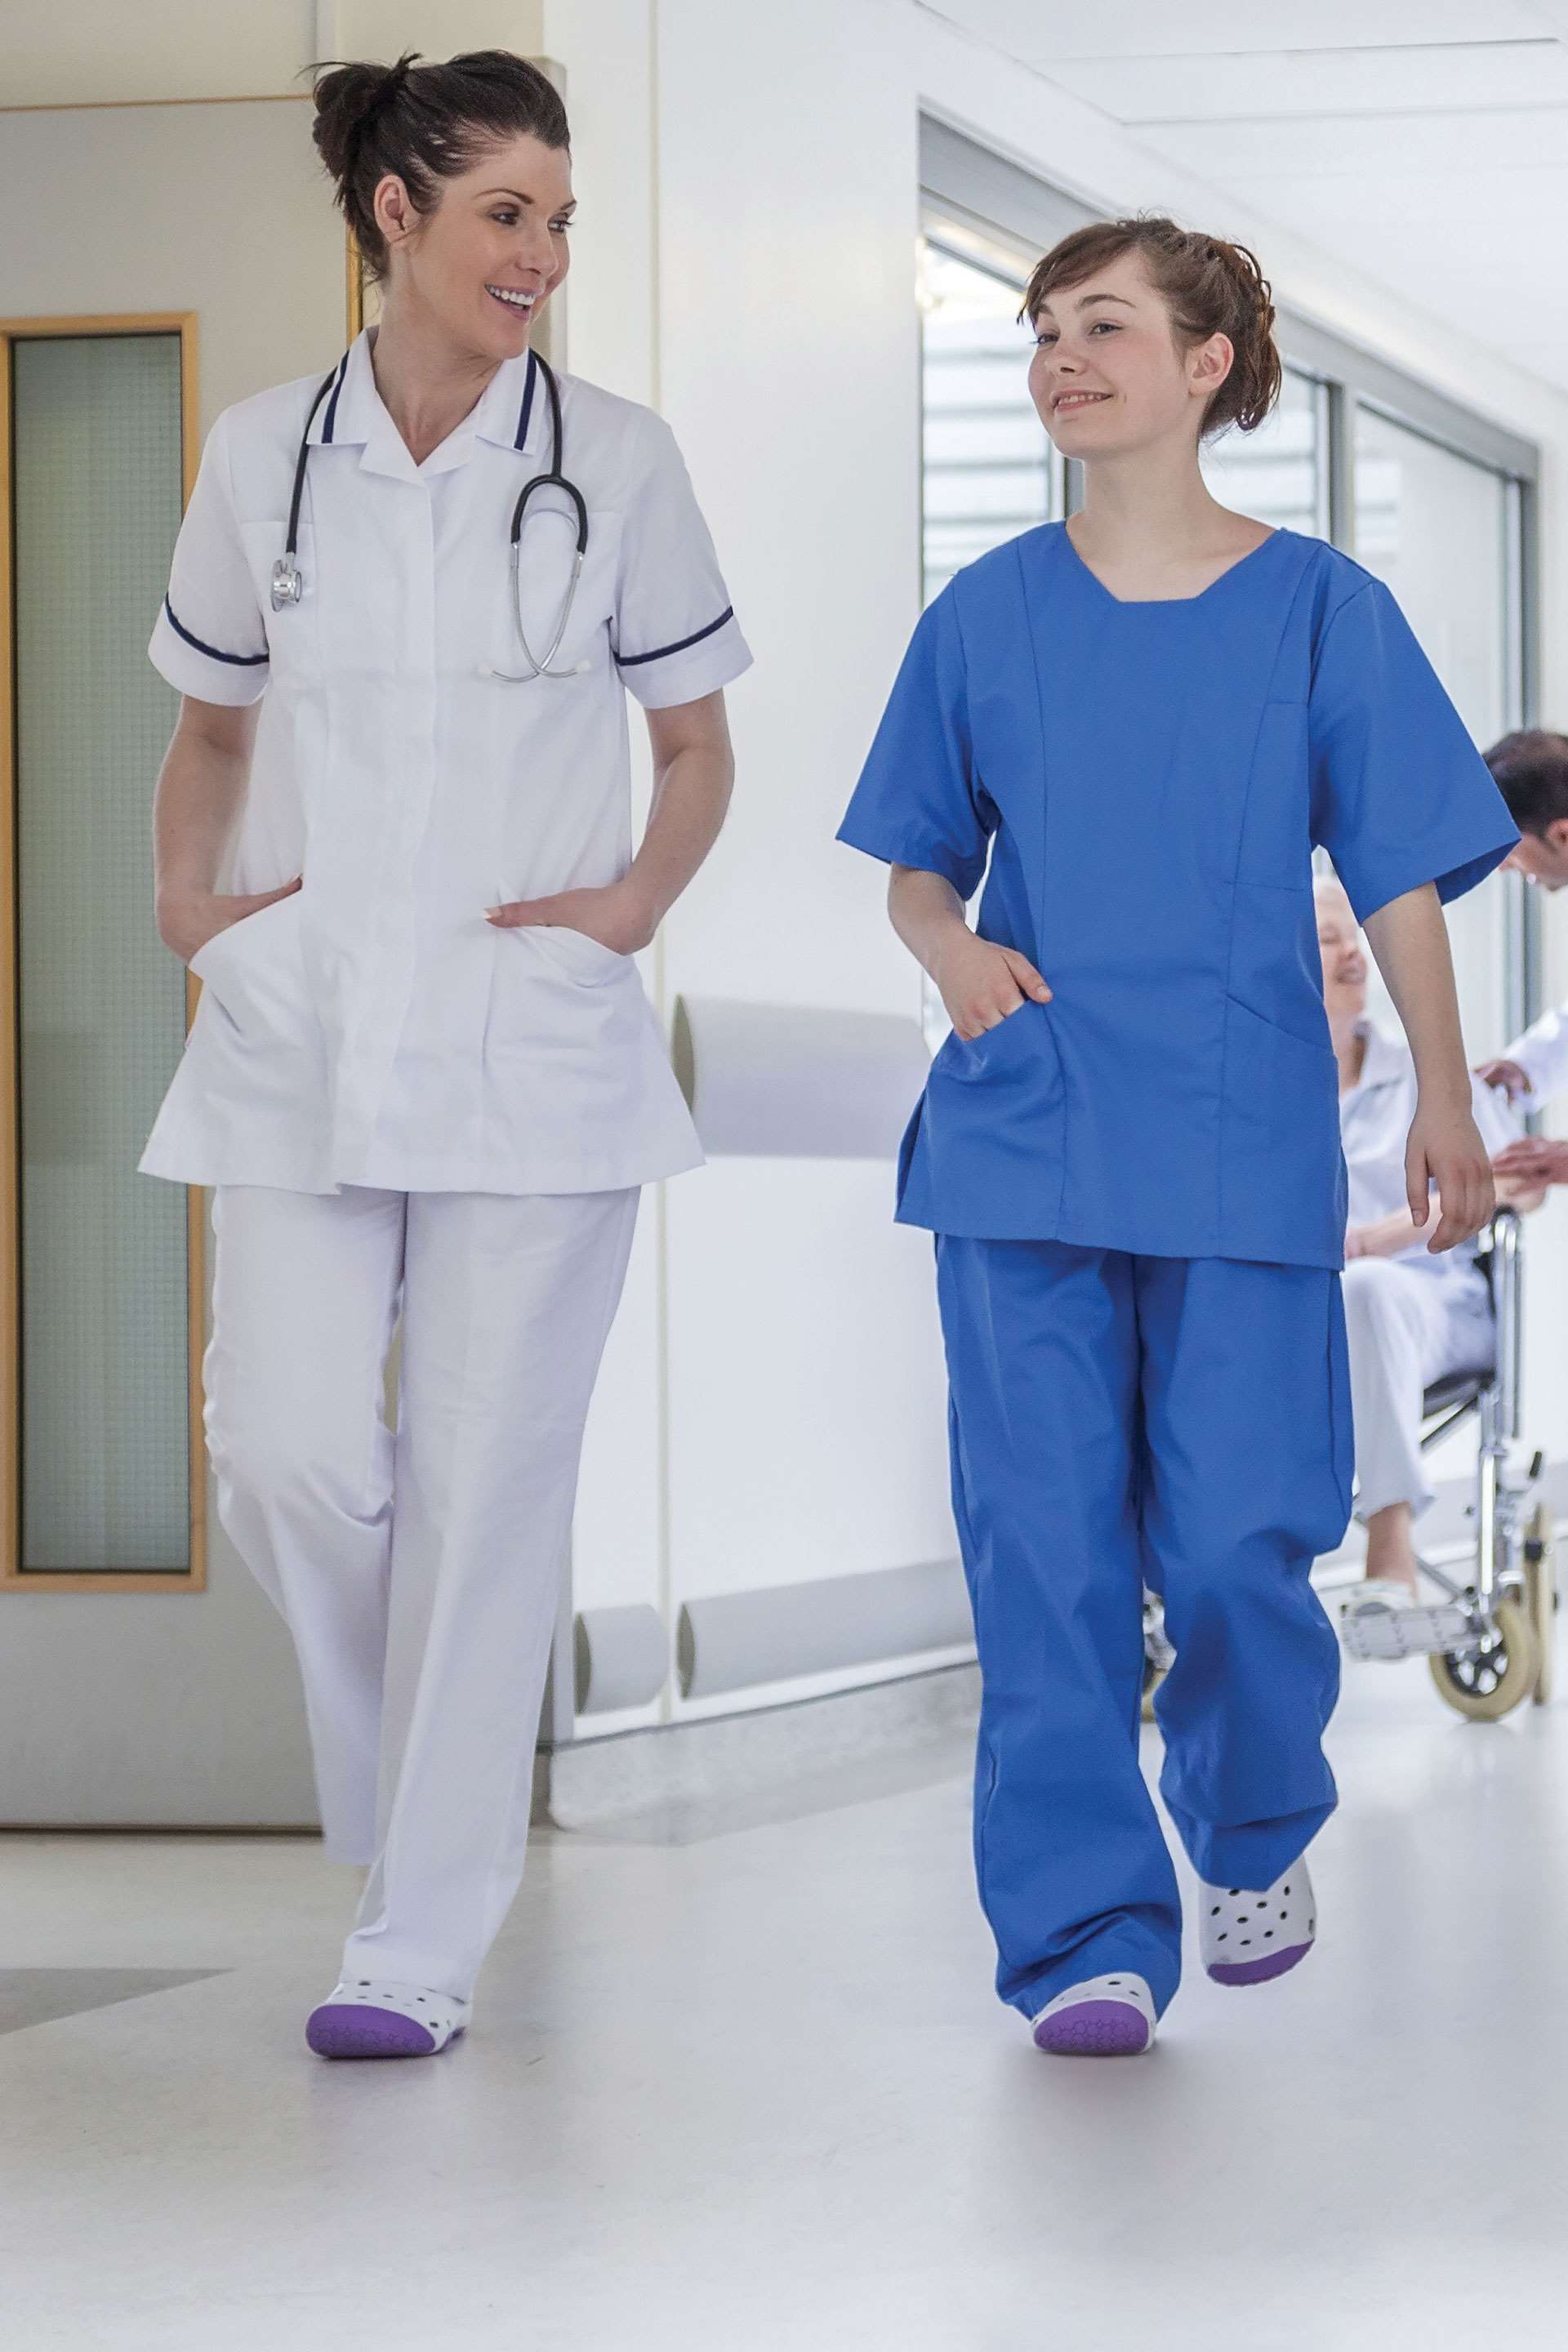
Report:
144,51,751,2060
1474,734,1568,1196
1316,879,1541,1645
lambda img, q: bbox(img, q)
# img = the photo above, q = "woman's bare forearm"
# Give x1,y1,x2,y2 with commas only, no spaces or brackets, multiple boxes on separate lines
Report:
1363,881,1494,1247
609,690,735,945
626,742,733,934
888,864,971,979
151,697,296,964
888,864,1051,1038
153,700,258,924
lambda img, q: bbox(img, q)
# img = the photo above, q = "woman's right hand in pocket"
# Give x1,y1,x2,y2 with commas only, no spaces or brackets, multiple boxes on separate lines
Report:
158,877,301,967
933,931,1052,1041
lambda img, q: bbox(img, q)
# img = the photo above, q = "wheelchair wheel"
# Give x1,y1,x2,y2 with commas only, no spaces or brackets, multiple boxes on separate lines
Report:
1428,1598,1538,1721
1526,1503,1557,1707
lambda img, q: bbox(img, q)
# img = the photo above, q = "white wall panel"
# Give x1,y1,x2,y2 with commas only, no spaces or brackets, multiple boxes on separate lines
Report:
665,1162,952,1599
653,0,921,1015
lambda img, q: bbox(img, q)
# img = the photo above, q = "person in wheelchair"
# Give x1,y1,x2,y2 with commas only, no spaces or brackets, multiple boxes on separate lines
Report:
1315,875,1546,1639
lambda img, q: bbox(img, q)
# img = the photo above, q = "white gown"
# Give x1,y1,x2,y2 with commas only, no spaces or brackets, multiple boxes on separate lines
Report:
1339,1020,1521,1521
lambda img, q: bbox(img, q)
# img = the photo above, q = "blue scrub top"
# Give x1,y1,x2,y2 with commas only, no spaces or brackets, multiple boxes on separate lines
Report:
837,523,1518,1267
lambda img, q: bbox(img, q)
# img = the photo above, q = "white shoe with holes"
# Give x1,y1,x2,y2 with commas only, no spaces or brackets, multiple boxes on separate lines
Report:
1200,1860,1316,1986
305,1978,471,2059
1031,1971,1157,2056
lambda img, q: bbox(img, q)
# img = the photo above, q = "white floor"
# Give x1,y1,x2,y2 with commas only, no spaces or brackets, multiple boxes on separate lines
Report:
4,1664,1568,2351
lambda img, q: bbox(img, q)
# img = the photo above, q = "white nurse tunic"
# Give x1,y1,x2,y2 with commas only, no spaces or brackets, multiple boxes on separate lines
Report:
142,330,751,1195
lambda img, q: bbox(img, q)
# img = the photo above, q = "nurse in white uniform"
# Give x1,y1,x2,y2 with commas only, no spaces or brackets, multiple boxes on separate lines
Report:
143,51,751,2060
1315,880,1540,1636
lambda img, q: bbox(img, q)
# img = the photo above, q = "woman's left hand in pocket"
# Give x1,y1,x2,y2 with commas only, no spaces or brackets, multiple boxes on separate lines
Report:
484,880,655,955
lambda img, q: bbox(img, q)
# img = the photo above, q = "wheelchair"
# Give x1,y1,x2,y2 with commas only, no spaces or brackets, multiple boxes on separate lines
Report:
1142,1208,1557,1724
1399,1206,1555,1718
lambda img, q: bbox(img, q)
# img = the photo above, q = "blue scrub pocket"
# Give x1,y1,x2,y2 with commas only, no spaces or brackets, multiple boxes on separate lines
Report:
897,1000,1067,1237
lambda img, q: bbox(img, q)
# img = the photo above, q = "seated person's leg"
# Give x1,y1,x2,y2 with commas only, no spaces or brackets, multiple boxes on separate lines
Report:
1341,1257,1471,1595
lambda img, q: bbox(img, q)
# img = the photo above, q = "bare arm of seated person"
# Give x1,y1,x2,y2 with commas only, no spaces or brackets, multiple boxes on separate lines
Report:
1345,1173,1545,1261
1493,1136,1568,1191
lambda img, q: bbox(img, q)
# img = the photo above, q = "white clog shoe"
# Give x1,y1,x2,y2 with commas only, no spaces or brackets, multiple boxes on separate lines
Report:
305,1978,471,2059
1031,1971,1157,2056
1200,1860,1316,1986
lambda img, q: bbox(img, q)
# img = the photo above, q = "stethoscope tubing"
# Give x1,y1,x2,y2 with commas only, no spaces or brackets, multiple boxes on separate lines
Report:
271,349,589,679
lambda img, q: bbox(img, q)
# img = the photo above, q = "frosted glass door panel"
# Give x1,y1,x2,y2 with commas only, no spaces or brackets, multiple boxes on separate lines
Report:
1353,408,1515,1061
12,333,191,1571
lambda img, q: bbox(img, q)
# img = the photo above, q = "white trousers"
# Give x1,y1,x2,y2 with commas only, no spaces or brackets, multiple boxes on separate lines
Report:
1341,1257,1494,1524
206,1183,639,1999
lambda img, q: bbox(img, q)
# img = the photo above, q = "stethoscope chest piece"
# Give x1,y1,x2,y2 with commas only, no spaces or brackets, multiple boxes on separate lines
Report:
271,558,305,612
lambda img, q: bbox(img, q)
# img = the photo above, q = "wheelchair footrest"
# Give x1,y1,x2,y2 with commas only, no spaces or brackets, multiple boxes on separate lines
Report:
1340,1595,1478,1663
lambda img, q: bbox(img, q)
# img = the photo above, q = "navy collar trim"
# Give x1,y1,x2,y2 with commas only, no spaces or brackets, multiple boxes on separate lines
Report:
320,350,351,446
514,351,539,450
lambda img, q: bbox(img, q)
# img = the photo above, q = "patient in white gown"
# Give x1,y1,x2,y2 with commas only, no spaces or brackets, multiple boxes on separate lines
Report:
1316,875,1542,1614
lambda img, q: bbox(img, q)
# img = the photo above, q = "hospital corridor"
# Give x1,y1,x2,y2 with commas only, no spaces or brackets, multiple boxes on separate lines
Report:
3,3,1568,2347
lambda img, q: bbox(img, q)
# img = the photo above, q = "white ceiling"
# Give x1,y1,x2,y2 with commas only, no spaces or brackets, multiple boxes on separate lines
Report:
927,2,1568,392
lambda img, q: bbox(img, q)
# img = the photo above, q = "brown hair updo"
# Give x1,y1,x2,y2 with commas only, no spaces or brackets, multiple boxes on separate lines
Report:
311,49,570,282
1022,215,1282,437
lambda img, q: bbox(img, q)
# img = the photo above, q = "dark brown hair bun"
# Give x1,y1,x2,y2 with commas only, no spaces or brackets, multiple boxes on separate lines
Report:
310,49,569,281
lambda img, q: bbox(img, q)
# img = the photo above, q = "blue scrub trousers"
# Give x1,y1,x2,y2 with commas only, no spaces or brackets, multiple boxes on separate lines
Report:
935,1239,1352,2022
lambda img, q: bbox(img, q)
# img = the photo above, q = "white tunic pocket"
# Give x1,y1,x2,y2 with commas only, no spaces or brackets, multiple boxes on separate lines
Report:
144,893,330,1191
483,926,700,1192
189,891,306,1020
526,924,634,982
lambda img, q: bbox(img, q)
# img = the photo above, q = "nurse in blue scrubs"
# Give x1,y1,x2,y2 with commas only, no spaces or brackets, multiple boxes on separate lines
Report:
839,217,1517,2057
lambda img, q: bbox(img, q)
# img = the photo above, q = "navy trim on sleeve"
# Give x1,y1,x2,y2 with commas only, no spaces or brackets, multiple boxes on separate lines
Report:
163,596,270,667
514,350,538,450
615,606,734,668
320,350,350,445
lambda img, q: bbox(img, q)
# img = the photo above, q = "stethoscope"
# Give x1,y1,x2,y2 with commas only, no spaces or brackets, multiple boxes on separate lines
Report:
270,350,590,681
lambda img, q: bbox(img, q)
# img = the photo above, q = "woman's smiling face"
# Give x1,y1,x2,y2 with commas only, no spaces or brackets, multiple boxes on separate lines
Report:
375,131,575,363
1027,248,1233,458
